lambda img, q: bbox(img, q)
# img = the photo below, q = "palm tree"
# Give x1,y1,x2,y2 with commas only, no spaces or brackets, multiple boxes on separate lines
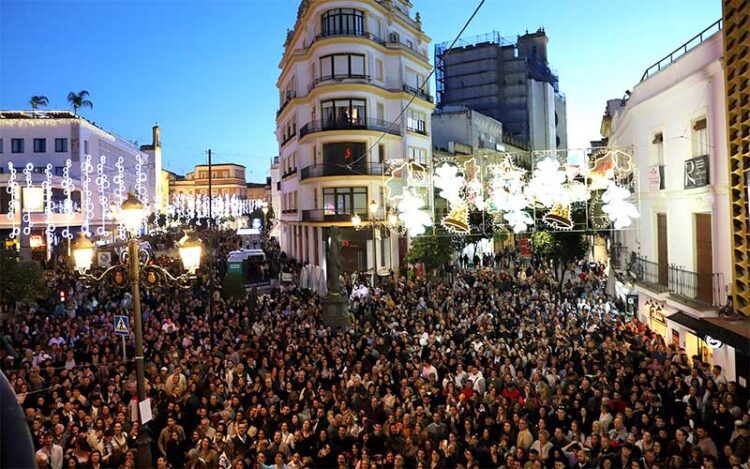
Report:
67,90,93,115
29,95,49,110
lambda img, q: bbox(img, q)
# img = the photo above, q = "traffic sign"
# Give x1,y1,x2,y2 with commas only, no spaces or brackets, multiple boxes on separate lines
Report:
114,315,129,336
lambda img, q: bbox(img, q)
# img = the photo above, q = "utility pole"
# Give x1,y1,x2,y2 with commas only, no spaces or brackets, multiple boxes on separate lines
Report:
207,149,214,349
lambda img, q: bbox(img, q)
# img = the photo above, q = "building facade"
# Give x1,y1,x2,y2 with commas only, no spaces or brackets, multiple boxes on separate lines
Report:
276,0,434,273
169,163,249,198
604,21,748,383
0,111,160,255
436,29,566,151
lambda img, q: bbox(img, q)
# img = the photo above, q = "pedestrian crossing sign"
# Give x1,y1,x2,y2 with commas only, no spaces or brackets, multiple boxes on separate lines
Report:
114,315,129,336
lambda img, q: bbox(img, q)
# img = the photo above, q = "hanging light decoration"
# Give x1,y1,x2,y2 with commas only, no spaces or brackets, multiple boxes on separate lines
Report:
22,163,34,236
601,181,639,229
442,200,470,234
543,203,574,230
6,162,19,239
96,155,111,237
396,187,432,236
488,157,532,233
81,155,94,236
526,157,567,208
60,159,75,241
42,164,56,247
433,162,471,235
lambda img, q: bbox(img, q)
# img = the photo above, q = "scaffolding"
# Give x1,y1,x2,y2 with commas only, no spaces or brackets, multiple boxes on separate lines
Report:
435,31,515,107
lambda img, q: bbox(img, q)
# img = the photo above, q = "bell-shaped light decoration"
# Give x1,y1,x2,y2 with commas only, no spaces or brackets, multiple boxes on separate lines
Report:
120,192,145,234
543,203,574,230
72,232,95,273
177,229,203,275
441,201,470,234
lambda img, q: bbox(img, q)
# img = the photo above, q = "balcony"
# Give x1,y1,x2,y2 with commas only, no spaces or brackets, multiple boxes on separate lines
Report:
301,207,370,222
282,167,297,179
300,162,385,181
277,91,297,117
403,84,434,103
406,121,428,136
668,265,726,307
281,133,296,147
299,118,401,138
628,255,669,292
309,74,371,93
628,255,727,308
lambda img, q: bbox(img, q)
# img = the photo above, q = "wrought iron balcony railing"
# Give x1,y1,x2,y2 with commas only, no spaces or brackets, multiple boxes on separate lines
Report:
300,162,385,180
299,118,401,138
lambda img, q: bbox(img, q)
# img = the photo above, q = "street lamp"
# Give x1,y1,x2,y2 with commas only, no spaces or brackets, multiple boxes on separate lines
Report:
72,193,202,407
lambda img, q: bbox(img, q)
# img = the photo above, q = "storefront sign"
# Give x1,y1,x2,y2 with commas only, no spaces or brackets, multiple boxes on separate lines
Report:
704,335,723,349
684,155,709,189
519,238,532,258
649,308,666,324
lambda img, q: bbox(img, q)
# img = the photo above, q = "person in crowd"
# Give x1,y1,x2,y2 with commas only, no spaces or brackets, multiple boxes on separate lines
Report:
2,232,748,468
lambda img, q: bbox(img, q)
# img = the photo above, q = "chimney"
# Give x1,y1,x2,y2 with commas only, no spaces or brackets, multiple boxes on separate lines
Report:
152,125,160,148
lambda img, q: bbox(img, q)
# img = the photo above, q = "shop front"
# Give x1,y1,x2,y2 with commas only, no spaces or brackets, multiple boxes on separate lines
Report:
666,311,749,384
639,297,668,339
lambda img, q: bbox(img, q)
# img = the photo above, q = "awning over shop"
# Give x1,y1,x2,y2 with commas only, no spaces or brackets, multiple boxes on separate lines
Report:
668,312,750,354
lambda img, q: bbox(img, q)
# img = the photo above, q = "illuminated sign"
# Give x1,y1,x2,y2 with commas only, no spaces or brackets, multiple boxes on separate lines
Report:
29,235,44,248
704,335,723,349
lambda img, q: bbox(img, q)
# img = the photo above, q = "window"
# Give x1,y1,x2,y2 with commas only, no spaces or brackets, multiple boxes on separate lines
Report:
651,132,664,165
0,138,3,153
409,147,428,165
323,187,367,214
11,138,24,153
323,142,366,168
84,140,89,154
55,138,68,153
33,138,46,153
407,110,427,134
321,98,366,127
321,8,364,37
54,167,65,176
375,58,384,81
378,143,386,163
692,118,708,156
319,53,366,80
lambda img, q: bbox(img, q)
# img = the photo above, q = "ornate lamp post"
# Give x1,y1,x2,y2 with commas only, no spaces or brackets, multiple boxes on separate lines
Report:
351,200,405,284
72,193,202,404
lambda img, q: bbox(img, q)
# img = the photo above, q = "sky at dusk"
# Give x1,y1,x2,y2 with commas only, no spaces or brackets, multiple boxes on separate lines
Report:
0,0,720,181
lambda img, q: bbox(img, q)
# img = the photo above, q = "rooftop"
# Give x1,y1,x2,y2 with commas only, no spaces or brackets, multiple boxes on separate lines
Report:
640,18,722,82
0,110,141,149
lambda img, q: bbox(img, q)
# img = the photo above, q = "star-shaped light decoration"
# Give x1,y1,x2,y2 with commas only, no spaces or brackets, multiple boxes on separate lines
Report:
433,163,464,203
526,157,567,208
397,188,433,236
601,181,639,229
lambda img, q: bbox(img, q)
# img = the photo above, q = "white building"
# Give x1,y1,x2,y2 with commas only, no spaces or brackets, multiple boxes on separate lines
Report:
604,20,748,382
0,111,161,256
276,0,434,273
269,155,282,239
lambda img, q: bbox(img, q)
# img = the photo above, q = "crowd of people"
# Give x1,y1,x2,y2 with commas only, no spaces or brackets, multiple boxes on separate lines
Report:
1,233,749,469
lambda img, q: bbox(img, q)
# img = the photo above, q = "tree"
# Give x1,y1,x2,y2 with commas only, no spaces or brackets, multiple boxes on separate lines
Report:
29,95,49,110
531,229,588,296
0,253,48,308
404,233,452,276
67,90,93,114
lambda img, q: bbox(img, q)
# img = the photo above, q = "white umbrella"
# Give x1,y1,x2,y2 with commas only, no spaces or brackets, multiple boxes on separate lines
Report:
300,265,309,290
316,265,327,296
